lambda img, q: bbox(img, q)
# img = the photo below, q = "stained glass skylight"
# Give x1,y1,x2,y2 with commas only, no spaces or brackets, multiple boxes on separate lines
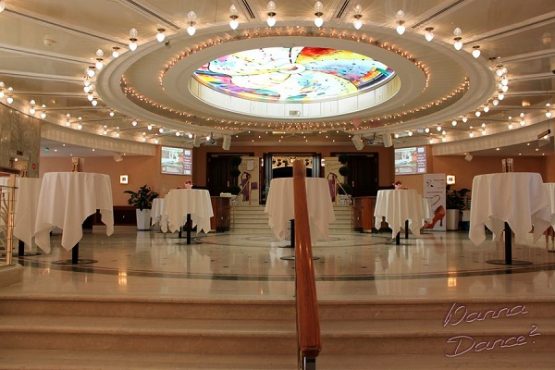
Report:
193,46,395,102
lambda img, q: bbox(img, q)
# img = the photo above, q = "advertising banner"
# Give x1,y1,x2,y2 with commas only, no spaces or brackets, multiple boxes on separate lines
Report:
423,173,446,231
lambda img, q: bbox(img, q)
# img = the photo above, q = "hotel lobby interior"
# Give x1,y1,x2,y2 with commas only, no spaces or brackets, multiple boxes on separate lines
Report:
1,0,555,368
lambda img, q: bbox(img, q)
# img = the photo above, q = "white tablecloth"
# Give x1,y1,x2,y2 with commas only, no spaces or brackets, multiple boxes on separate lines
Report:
162,189,213,234
151,198,166,228
374,189,425,238
34,172,114,253
544,183,555,228
469,172,551,245
14,177,42,248
264,178,335,241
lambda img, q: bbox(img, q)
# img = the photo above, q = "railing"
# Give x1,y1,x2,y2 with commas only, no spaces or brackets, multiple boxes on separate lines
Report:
229,179,251,230
292,160,321,370
0,170,18,266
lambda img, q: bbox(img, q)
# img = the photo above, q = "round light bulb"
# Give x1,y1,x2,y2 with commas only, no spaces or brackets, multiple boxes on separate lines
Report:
424,29,434,42
109,111,115,117
396,22,405,35
267,15,276,27
6,96,13,104
425,127,430,133
492,99,499,106
156,29,166,43
29,107,36,115
229,18,239,30
546,111,552,118
451,120,457,127
91,98,98,106
95,60,103,70
483,106,489,113
453,38,463,50
498,93,505,100
462,117,468,123
501,85,508,93
128,40,137,51
353,18,362,30
112,47,120,58
472,48,481,58
187,25,196,36
86,67,95,78
87,93,93,102
475,111,481,117
131,120,138,127
314,16,323,27
40,111,46,119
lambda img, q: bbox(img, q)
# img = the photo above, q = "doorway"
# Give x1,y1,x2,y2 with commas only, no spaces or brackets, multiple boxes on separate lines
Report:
344,154,379,197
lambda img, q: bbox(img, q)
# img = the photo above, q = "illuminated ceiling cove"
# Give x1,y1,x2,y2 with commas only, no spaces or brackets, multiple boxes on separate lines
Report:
193,47,395,102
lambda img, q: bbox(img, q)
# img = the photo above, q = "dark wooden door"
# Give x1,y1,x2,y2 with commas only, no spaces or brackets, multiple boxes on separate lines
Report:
206,155,233,196
347,154,379,197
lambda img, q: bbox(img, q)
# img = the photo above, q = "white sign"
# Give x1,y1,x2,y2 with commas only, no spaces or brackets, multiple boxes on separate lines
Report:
423,173,446,231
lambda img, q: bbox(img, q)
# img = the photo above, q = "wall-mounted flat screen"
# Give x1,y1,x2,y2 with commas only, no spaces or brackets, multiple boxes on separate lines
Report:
394,146,427,175
161,146,192,175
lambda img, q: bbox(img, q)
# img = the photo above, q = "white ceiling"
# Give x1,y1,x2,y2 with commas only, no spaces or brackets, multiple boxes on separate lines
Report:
0,0,553,154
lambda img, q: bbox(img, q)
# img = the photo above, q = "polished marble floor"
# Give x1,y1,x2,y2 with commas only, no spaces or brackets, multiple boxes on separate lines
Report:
3,227,555,301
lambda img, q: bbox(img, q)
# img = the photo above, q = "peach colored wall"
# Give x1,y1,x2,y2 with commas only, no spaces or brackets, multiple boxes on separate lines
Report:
545,154,555,182
40,147,191,205
193,145,395,188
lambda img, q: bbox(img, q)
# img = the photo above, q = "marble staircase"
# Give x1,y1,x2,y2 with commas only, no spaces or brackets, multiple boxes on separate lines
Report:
231,205,352,235
1,296,555,369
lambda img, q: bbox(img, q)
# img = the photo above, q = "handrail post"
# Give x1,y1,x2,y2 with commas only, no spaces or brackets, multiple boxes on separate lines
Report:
292,160,321,370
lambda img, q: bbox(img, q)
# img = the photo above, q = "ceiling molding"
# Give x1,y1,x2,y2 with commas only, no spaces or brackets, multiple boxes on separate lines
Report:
4,8,127,46
466,12,555,44
505,90,555,97
410,0,471,29
14,91,87,98
510,73,555,82
40,106,104,111
0,43,90,65
498,48,555,64
0,70,83,83
115,0,180,30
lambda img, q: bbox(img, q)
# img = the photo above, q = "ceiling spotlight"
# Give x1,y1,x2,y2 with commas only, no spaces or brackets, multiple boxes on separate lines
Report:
86,66,96,78
353,4,363,30
6,95,13,104
492,99,499,106
453,37,463,50
501,77,509,86
112,46,120,58
408,130,413,136
496,65,506,76
131,120,138,127
520,120,526,126
508,123,513,129
109,110,115,117
87,93,94,101
187,11,197,36
158,127,164,134
266,1,277,27
424,27,434,42
156,28,166,43
128,28,138,51
395,20,406,35
394,133,399,139
453,27,463,50
475,111,481,117
498,92,505,100
501,85,509,93
462,116,468,123
451,120,457,127
547,111,552,118
314,1,324,27
0,0,5,13
483,106,489,113
472,45,481,58
147,124,153,131
40,111,46,119
29,107,36,115
469,132,474,138
91,98,98,106
436,126,442,132
229,5,239,30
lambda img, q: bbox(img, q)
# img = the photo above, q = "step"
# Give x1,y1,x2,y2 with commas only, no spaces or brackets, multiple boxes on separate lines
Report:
0,349,294,370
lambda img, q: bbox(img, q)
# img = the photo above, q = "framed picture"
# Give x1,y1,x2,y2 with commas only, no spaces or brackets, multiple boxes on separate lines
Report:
120,175,129,184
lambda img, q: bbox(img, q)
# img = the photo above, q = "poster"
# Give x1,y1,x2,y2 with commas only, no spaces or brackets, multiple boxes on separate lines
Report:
423,173,446,231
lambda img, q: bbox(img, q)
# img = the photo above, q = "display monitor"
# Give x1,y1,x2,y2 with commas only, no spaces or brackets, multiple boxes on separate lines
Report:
161,146,192,175
394,146,427,175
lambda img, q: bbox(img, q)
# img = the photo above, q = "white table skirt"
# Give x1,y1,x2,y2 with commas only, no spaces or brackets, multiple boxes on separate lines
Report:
14,177,42,248
469,172,551,245
264,178,335,241
544,183,555,228
151,198,167,228
374,189,425,238
34,172,114,253
162,189,213,234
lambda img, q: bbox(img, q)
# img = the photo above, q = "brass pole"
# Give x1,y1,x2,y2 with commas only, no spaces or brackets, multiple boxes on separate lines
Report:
5,175,16,265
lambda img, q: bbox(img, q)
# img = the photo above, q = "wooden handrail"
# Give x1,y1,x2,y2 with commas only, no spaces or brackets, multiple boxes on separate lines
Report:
292,160,321,367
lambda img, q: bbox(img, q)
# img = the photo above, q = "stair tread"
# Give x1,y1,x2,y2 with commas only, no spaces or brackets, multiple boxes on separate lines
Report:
2,315,554,336
0,316,295,336
0,349,294,370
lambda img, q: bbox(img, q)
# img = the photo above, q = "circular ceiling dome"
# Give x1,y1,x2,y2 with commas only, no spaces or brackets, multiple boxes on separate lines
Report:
193,46,395,103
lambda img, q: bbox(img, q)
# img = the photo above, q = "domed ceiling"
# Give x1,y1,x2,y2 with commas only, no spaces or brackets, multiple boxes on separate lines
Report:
0,0,553,153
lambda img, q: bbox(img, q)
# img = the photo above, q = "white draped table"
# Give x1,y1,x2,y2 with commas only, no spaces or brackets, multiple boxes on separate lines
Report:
34,172,114,263
14,177,42,254
150,197,166,229
264,178,335,242
543,183,555,250
162,189,213,244
469,172,551,265
374,189,425,244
